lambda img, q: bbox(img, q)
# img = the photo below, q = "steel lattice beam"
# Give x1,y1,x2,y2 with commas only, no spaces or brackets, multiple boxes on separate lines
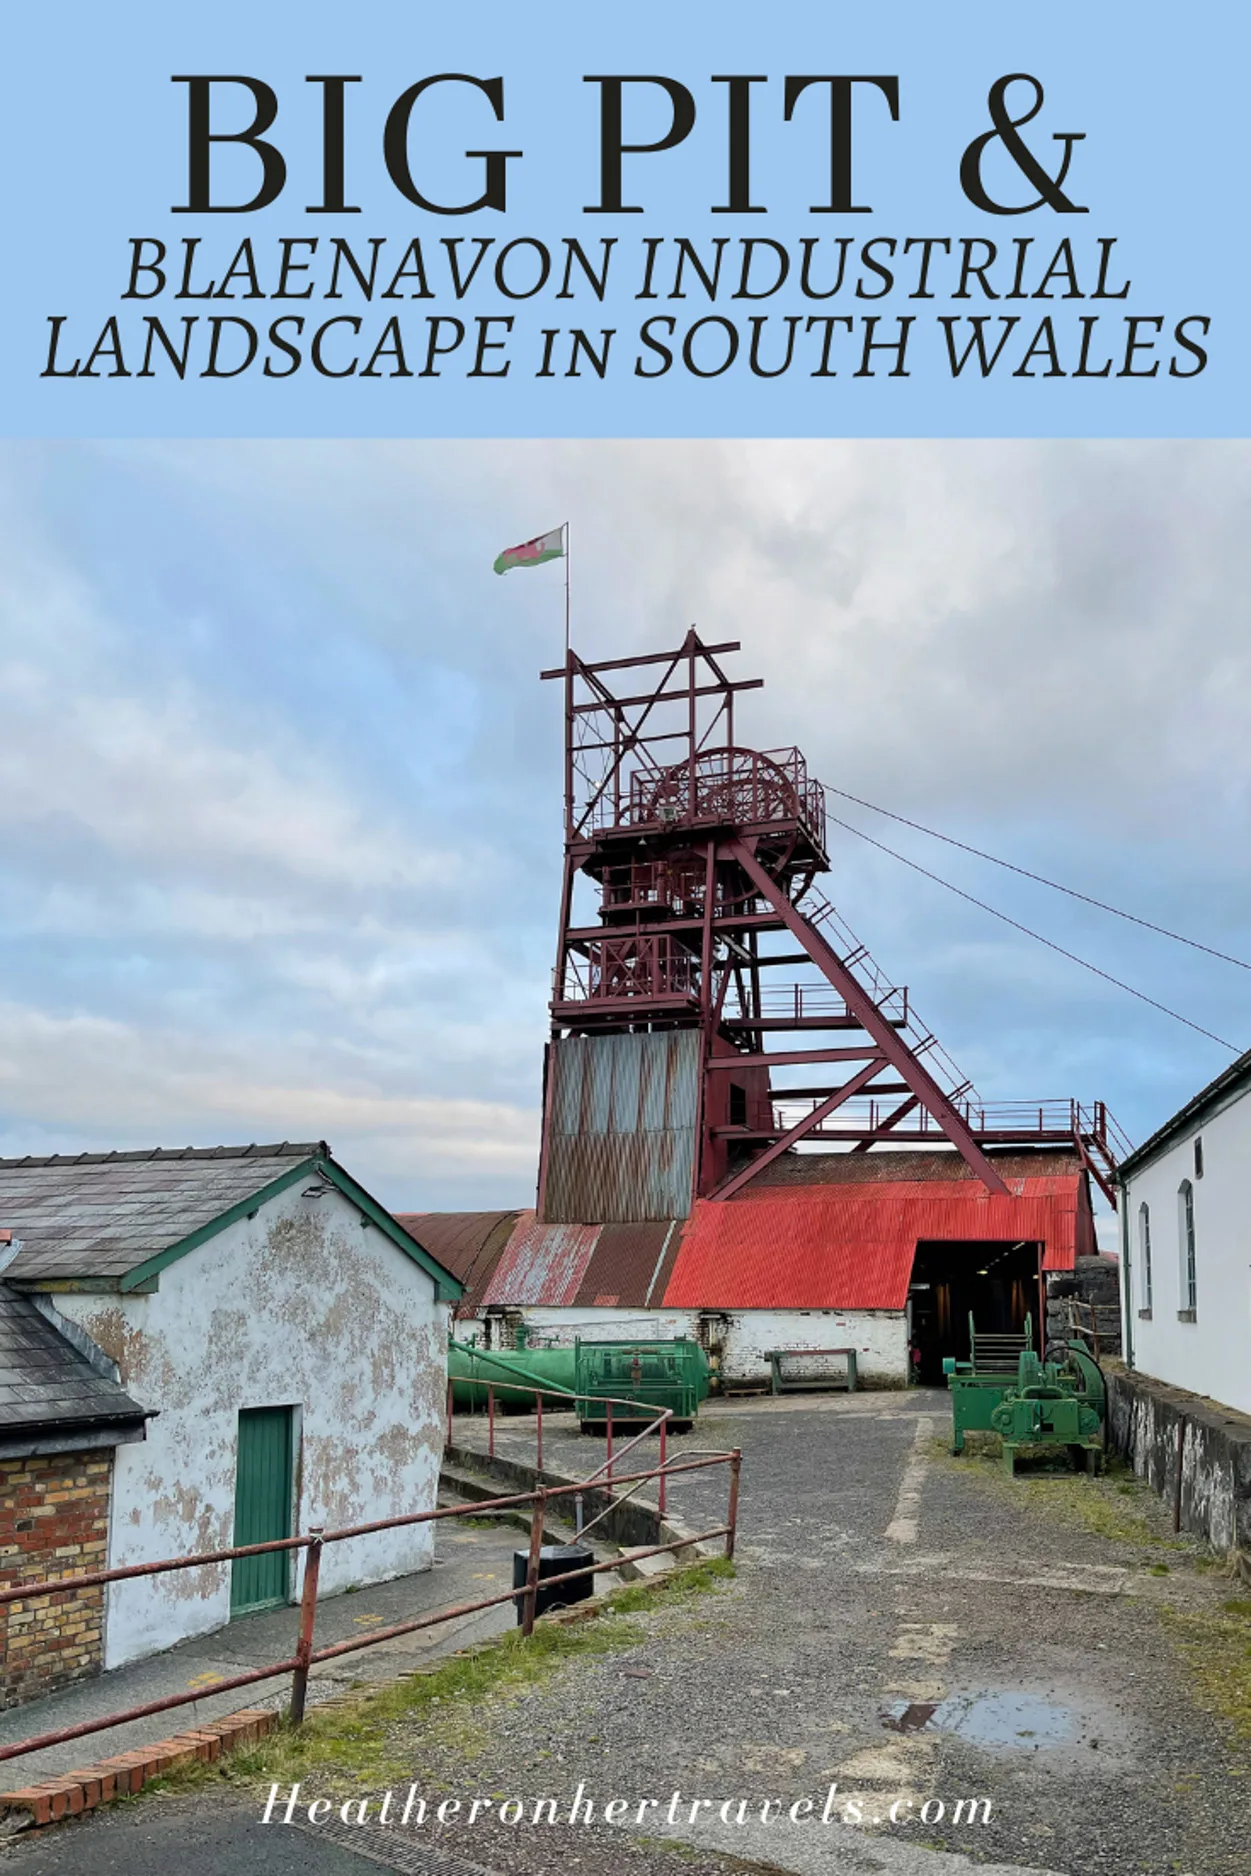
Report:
710,1058,889,1201
727,839,1010,1196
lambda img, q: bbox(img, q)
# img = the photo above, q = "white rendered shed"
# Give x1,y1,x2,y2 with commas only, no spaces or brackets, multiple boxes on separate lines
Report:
0,1143,460,1670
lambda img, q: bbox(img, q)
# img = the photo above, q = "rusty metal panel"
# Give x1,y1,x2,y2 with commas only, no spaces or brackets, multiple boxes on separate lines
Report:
751,1149,1084,1188
571,1221,680,1308
544,1030,701,1223
664,1175,1081,1309
480,1212,601,1306
395,1211,523,1317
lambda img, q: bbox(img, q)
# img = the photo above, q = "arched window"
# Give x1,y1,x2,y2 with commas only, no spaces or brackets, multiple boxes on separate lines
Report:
1137,1202,1152,1313
1178,1179,1197,1317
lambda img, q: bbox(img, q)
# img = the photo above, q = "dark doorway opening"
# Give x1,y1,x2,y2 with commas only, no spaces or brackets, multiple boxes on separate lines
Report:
908,1240,1041,1384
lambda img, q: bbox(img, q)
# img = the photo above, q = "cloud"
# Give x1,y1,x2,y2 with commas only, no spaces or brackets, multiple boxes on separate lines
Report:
0,438,1247,1201
0,1001,538,1210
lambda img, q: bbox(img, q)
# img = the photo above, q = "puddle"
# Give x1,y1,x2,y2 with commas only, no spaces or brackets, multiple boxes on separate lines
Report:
884,1690,1079,1750
885,1701,937,1732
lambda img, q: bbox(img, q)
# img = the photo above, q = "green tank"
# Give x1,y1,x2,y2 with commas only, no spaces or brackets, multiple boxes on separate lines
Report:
447,1341,577,1412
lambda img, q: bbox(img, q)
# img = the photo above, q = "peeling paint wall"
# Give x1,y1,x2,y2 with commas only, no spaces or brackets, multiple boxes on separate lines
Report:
467,1306,700,1349
55,1184,446,1671
1106,1363,1251,1566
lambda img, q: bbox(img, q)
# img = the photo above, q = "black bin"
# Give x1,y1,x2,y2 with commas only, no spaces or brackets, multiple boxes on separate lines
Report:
512,1543,595,1623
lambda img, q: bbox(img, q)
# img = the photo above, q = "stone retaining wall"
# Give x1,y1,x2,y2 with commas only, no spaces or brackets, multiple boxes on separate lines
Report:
1104,1362,1251,1572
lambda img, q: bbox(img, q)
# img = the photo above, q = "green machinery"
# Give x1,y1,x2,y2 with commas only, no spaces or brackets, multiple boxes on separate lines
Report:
448,1335,711,1432
447,1340,576,1411
943,1314,1035,1454
945,1317,1106,1474
989,1344,1106,1475
574,1338,710,1435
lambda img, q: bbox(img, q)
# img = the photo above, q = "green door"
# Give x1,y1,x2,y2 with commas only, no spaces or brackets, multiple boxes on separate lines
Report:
230,1406,294,1615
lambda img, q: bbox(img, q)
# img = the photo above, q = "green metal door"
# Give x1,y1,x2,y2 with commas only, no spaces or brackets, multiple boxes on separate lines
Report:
230,1406,294,1616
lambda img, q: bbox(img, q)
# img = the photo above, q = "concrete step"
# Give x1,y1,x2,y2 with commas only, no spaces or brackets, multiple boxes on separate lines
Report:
437,1466,669,1588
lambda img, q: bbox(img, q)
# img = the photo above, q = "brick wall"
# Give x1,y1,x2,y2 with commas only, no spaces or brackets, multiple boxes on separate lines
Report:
0,1452,112,1708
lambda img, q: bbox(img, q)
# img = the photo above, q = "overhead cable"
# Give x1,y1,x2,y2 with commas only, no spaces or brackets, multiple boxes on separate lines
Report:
826,785,1251,973
826,810,1241,1055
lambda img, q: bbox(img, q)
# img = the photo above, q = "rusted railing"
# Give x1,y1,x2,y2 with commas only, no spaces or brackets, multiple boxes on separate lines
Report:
0,1383,739,1767
450,1369,676,1515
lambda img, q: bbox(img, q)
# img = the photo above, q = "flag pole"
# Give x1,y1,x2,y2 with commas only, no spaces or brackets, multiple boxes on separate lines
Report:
563,521,571,661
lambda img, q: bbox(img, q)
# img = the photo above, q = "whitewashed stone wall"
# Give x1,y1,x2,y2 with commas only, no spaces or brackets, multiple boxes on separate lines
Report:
54,1183,446,1669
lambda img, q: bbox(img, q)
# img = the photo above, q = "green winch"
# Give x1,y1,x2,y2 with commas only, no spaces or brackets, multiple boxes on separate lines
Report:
988,1343,1106,1475
946,1321,1106,1474
943,1313,1035,1455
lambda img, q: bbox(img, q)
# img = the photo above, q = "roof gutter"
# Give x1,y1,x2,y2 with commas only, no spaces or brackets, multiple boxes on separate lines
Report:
1118,1049,1251,1180
0,1417,152,1462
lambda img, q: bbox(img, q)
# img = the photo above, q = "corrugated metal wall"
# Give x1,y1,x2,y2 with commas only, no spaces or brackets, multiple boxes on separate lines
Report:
542,1030,701,1223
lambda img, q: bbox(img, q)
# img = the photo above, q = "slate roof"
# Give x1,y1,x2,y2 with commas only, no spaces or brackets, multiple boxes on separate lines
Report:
0,1143,327,1282
0,1287,147,1434
1117,1044,1251,1178
0,1143,462,1299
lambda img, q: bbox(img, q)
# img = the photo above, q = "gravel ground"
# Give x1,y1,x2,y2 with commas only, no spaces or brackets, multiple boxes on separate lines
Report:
423,1393,1250,1875
8,1392,1248,1876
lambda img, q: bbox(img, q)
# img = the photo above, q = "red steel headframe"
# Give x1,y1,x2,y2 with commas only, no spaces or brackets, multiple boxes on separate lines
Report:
538,633,1123,1209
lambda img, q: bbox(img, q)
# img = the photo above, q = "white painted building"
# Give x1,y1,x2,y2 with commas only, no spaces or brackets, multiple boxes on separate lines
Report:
1119,1054,1251,1417
0,1144,460,1670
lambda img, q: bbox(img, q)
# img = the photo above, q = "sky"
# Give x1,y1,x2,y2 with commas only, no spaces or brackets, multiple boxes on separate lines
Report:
1,438,1249,1217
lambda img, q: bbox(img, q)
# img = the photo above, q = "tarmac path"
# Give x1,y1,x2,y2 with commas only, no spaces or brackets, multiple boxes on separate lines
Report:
5,1389,1247,1876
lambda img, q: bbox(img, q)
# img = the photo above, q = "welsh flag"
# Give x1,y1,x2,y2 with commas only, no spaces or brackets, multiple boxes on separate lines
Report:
493,527,565,575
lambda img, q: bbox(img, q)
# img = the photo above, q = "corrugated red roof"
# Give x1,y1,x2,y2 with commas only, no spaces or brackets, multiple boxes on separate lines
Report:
664,1175,1081,1311
480,1212,600,1307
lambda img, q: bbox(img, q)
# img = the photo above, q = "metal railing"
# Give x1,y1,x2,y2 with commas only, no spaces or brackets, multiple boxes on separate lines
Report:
0,1381,739,1769
447,1369,700,1517
722,979,911,1026
462,1377,668,1504
764,1092,1127,1148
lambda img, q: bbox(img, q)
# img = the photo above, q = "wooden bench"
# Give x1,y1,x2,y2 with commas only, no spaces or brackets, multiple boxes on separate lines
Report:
768,1347,859,1395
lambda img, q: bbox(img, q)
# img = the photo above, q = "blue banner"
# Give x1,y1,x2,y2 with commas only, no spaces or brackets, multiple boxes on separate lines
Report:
3,1,1243,435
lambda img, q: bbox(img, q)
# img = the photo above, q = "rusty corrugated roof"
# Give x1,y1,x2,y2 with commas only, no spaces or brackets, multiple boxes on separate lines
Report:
395,1210,523,1317
481,1212,601,1306
572,1220,682,1308
664,1175,1081,1310
749,1149,1084,1189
